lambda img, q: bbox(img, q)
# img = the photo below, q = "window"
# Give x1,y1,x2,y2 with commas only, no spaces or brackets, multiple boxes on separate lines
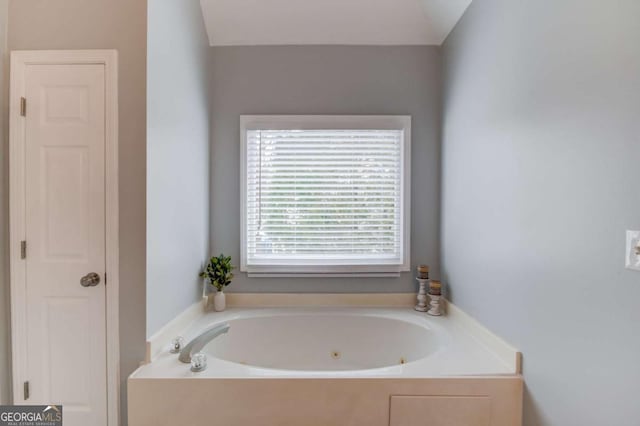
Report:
240,115,411,276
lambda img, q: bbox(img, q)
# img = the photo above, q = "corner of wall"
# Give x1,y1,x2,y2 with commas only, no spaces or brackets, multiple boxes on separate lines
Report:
146,0,211,337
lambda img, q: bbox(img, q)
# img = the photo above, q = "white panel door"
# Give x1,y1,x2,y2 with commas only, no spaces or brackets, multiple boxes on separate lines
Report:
23,64,107,426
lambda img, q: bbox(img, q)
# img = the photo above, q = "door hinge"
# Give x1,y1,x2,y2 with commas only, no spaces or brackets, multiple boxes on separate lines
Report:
20,97,26,117
23,381,29,400
20,241,26,259
104,272,107,286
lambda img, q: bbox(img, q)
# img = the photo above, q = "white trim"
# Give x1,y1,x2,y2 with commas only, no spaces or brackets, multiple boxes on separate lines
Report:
247,272,400,278
8,51,26,411
9,50,120,426
239,115,411,277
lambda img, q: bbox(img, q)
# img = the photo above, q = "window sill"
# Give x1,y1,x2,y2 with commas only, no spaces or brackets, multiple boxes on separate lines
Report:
247,272,402,278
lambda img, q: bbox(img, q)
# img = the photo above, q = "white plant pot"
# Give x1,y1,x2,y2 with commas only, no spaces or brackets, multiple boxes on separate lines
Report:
213,290,226,312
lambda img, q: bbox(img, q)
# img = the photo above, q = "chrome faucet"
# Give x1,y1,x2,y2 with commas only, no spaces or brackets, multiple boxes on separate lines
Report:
178,323,230,363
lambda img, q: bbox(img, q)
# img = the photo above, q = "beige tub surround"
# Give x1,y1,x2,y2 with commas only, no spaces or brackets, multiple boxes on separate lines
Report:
133,295,523,425
130,377,522,426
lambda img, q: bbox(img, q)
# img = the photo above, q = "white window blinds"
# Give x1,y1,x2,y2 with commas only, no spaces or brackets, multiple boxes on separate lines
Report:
241,116,410,275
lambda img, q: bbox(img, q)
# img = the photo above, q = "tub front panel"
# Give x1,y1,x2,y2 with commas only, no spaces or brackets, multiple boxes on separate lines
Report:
128,377,523,426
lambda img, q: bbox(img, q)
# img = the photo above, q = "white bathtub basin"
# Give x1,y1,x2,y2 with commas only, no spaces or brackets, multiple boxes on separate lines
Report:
134,307,518,378
205,313,442,371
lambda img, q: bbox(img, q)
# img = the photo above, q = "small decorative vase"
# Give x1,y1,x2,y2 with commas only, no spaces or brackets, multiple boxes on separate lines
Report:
414,278,428,312
214,290,226,312
427,293,442,316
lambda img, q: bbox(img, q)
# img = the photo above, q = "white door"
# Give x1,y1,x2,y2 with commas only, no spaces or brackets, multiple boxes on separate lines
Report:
20,63,107,426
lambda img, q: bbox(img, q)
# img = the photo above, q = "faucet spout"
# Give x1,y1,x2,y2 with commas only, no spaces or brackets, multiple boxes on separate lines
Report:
179,323,230,363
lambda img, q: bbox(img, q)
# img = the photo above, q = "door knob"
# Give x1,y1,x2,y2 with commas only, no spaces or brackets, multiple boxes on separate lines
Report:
80,272,101,287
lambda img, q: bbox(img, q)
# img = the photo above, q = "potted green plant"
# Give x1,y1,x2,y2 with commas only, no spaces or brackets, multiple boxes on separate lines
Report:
200,254,234,312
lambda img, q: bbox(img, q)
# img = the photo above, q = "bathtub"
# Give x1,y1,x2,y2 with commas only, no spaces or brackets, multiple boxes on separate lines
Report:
129,301,523,426
204,311,441,373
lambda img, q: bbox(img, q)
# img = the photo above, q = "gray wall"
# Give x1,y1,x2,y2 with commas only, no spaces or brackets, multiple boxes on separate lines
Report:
147,0,210,337
6,0,147,423
441,1,640,425
210,46,442,292
0,0,9,405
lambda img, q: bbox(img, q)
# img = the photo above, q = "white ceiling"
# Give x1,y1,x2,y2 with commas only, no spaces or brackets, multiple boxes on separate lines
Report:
200,0,472,46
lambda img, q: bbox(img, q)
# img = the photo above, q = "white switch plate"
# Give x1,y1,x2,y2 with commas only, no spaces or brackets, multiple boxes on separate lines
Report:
625,230,640,271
